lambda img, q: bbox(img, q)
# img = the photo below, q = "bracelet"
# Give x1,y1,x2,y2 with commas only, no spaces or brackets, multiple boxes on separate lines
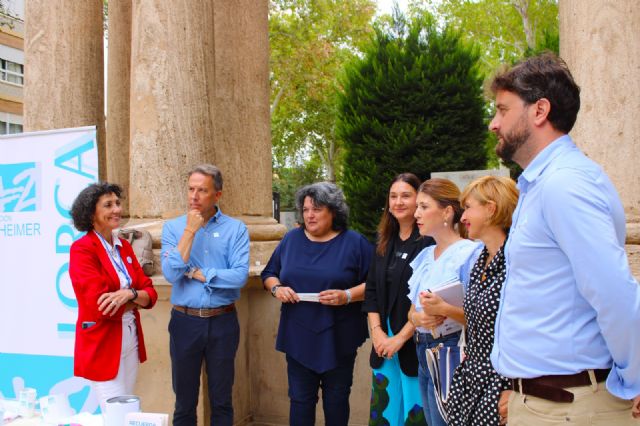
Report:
129,287,138,301
371,324,381,332
184,228,195,235
345,289,352,304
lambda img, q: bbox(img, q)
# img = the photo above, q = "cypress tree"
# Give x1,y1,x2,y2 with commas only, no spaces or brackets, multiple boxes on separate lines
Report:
337,14,487,240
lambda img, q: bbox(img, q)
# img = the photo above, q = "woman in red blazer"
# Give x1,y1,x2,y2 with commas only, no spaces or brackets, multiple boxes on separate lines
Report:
69,182,157,410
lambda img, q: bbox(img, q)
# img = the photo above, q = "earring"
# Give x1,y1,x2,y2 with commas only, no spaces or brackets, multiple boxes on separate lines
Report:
444,221,448,227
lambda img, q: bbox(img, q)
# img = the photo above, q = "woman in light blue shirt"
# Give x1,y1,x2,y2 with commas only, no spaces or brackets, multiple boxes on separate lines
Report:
407,178,482,426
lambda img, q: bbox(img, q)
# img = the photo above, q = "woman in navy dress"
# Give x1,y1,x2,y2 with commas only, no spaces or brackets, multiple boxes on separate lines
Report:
262,182,372,426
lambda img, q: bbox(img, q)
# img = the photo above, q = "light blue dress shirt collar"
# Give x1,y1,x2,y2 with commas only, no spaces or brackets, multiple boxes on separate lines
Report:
518,134,573,190
206,206,222,224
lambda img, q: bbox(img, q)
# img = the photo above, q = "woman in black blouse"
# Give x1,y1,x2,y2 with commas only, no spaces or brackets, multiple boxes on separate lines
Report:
446,176,518,425
363,173,434,426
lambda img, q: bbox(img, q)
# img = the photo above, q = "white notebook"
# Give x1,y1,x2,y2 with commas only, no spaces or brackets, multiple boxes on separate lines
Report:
427,279,464,337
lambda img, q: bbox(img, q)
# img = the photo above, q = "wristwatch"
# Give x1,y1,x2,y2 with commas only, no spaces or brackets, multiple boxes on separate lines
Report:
271,285,282,298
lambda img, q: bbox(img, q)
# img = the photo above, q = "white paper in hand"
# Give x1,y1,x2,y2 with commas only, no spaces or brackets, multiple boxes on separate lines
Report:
297,293,320,302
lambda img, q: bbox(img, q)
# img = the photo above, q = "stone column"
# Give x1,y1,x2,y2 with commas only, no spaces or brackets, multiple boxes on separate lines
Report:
128,2,281,425
106,0,132,213
560,0,640,276
24,0,105,179
129,0,214,218
210,0,273,218
129,0,272,218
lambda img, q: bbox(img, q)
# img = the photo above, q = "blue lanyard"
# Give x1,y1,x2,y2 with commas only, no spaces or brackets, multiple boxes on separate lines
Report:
95,230,132,287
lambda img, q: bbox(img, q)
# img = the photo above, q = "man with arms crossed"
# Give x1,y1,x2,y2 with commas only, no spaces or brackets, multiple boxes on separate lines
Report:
162,164,249,426
488,53,640,424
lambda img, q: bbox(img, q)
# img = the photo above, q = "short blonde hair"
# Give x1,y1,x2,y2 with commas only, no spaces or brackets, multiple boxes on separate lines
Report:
460,176,519,232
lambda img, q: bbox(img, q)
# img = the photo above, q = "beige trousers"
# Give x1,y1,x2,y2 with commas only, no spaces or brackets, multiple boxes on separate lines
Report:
508,377,635,425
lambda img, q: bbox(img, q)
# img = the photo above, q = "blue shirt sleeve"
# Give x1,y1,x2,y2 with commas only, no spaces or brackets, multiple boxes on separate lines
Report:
200,224,250,290
160,219,193,284
459,242,483,292
543,168,640,399
407,246,432,305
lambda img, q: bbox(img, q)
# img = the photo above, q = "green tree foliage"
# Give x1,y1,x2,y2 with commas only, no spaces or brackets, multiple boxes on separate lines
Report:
337,13,487,239
272,159,324,210
415,0,559,78
269,0,376,186
412,0,559,178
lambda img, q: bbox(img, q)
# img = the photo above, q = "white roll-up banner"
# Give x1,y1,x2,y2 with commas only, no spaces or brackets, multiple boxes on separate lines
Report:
0,126,99,413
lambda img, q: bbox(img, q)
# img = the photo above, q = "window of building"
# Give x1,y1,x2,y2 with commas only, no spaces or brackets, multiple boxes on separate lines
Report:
0,120,23,135
0,58,24,85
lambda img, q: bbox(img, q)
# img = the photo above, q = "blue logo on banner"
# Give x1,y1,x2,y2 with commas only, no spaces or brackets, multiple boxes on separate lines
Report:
0,162,41,212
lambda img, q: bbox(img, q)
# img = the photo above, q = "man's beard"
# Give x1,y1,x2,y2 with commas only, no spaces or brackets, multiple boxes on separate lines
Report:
495,116,531,162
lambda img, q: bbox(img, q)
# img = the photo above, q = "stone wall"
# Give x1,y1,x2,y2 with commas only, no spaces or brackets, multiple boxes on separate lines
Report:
23,0,106,178
560,0,640,277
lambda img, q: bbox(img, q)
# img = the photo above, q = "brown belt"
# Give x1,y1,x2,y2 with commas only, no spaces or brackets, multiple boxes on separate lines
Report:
173,304,235,318
513,368,610,403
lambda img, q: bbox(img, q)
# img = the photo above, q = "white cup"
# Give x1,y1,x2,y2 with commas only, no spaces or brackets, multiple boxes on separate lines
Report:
39,394,74,424
18,388,37,418
104,395,141,426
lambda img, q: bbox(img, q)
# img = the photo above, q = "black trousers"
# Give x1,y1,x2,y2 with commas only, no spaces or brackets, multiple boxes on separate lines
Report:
169,308,239,426
286,352,357,426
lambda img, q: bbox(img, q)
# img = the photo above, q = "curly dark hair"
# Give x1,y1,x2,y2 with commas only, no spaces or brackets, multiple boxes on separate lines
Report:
70,182,123,232
295,182,349,232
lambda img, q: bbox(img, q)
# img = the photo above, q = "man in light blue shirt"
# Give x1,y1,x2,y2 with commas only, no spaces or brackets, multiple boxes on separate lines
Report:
161,164,249,426
488,54,640,424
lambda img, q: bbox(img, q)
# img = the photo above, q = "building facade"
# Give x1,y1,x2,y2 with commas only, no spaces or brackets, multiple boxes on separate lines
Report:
0,1,23,135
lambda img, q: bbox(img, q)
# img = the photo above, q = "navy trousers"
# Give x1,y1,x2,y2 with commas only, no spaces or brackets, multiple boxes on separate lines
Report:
286,353,356,426
169,308,239,426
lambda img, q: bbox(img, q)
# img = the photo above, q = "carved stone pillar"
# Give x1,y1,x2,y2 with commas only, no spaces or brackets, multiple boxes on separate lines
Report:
106,0,132,213
209,0,273,218
24,0,105,179
129,0,214,218
560,0,640,276
129,0,272,218
127,2,282,425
